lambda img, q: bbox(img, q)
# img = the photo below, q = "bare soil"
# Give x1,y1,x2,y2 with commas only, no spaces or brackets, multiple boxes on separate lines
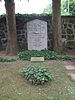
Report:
64,49,75,56
0,51,17,59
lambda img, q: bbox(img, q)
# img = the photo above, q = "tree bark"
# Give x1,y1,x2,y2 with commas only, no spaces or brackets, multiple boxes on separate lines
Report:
5,0,19,55
52,0,62,54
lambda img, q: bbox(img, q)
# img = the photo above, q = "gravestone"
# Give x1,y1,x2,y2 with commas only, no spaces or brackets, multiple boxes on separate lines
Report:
27,19,47,50
31,57,44,62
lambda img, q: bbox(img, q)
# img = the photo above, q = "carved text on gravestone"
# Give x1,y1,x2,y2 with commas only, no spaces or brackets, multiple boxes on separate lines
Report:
27,19,47,50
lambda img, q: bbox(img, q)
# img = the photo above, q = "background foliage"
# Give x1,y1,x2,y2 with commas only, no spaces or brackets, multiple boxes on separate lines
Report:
43,0,75,15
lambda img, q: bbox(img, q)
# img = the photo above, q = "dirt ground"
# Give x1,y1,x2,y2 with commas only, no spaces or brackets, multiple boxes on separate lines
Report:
64,49,75,56
0,51,17,59
0,49,75,57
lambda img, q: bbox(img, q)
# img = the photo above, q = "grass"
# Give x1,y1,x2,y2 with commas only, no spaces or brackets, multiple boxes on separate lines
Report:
0,60,75,100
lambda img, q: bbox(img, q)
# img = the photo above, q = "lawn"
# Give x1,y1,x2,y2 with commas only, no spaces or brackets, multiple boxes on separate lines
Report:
0,60,75,100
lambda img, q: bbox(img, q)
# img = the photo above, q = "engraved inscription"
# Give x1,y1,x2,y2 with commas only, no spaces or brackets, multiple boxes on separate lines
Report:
27,19,47,50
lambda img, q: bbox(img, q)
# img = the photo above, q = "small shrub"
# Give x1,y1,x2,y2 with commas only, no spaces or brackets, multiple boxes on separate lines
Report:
20,65,54,85
18,50,59,60
0,57,16,62
62,55,75,61
18,50,75,61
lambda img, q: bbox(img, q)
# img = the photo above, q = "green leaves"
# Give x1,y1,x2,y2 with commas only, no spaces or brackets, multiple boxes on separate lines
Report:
18,50,59,60
62,55,75,61
20,65,54,85
0,57,16,62
18,50,75,61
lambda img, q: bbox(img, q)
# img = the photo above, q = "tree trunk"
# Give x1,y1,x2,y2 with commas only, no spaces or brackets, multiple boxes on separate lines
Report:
52,0,62,54
5,0,19,55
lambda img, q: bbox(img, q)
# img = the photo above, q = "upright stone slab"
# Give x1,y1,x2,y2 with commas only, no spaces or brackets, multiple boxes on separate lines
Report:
27,19,47,50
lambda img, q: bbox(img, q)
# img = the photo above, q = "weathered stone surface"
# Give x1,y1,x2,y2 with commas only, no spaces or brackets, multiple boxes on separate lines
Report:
31,57,44,61
65,65,75,70
27,19,47,50
67,28,73,34
68,73,75,80
0,15,75,50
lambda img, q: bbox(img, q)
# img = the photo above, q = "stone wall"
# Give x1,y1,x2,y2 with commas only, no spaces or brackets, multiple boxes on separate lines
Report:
0,14,75,51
